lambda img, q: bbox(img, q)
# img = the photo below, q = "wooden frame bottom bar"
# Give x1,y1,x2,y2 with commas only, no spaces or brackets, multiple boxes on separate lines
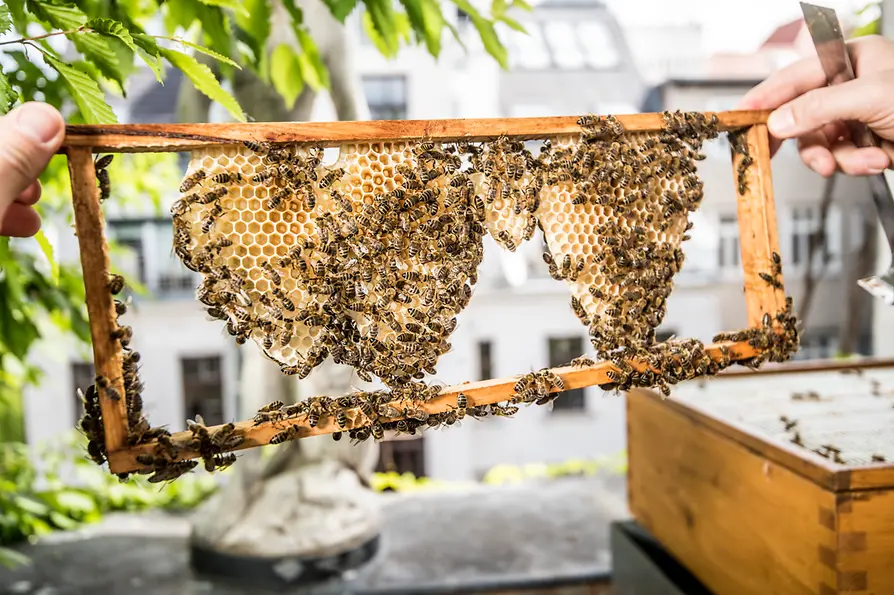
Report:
108,339,761,474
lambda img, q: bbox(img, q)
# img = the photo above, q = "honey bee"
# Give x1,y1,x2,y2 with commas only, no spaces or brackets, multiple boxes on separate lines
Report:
270,425,300,444
266,188,290,210
319,168,344,189
243,141,266,153
108,274,125,295
212,172,243,184
201,203,223,233
180,170,207,193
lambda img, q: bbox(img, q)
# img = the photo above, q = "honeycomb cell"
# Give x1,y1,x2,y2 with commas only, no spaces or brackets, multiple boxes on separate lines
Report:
234,199,248,210
248,222,261,234
234,221,248,234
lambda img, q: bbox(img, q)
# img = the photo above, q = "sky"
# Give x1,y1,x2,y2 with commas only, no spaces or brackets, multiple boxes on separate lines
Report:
603,0,872,53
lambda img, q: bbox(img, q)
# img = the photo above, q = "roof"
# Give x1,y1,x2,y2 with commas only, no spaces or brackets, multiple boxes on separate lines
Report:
761,18,804,47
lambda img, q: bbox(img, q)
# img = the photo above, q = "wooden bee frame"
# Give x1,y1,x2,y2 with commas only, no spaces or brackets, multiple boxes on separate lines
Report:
61,110,786,475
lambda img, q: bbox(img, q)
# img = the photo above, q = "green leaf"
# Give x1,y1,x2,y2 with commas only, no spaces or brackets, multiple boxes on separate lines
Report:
281,0,304,25
0,4,12,35
0,70,17,114
43,54,118,124
168,38,240,68
159,48,245,122
399,0,445,57
497,14,526,33
69,31,126,92
0,547,30,569
132,34,165,83
452,0,507,69
25,0,87,29
234,0,270,56
270,43,304,109
511,0,533,10
322,0,358,22
33,231,58,285
195,4,235,78
491,0,507,17
364,0,400,57
295,28,329,90
198,0,249,16
85,18,138,53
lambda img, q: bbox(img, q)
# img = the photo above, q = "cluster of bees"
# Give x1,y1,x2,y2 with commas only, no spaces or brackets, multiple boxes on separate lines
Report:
76,111,807,481
173,139,487,387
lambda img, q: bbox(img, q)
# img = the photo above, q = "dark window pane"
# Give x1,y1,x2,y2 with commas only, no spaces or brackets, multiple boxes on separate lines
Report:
181,356,224,426
548,337,584,411
478,341,493,381
656,329,676,343
363,75,407,120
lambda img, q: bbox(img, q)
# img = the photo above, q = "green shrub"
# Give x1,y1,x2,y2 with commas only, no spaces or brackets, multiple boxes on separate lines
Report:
0,432,218,554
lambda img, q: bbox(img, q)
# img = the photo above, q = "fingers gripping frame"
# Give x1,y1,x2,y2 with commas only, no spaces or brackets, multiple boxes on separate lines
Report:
62,112,788,475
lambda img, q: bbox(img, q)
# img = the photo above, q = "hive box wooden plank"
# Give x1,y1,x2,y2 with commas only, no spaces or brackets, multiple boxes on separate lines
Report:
626,360,894,595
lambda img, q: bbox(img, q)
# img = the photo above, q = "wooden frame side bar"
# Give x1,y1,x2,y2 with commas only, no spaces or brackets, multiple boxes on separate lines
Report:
61,110,771,153
68,148,129,453
107,340,760,474
733,124,787,327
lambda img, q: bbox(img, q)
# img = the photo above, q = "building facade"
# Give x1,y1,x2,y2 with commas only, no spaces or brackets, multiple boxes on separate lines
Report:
24,2,874,482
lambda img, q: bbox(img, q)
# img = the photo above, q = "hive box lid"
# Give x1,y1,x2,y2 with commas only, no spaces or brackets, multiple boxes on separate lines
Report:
634,357,894,492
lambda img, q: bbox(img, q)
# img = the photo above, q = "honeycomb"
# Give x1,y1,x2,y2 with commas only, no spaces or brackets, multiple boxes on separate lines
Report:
171,113,721,386
173,140,485,386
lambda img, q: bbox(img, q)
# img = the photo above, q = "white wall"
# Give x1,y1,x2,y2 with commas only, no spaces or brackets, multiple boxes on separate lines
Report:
24,300,240,448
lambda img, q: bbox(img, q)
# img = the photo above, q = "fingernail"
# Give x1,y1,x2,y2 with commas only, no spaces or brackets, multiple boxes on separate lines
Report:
14,103,62,144
868,167,886,175
808,158,823,174
768,107,794,135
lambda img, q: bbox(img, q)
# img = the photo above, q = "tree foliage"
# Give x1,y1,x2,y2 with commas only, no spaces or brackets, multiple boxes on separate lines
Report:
0,0,524,437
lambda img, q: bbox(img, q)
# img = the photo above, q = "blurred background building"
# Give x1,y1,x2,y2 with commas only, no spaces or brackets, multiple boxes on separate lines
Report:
24,0,876,481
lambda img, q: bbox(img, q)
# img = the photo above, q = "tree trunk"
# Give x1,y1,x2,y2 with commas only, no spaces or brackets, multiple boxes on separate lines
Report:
182,0,381,561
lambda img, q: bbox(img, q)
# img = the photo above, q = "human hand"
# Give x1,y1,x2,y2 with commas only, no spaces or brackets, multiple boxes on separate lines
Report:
0,102,65,237
738,35,894,178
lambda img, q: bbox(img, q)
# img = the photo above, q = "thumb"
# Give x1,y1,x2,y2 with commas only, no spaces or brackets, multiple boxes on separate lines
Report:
767,79,878,139
0,102,65,209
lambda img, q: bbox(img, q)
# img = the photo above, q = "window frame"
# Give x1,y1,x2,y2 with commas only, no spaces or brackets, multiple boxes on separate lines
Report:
362,75,409,121
181,354,225,426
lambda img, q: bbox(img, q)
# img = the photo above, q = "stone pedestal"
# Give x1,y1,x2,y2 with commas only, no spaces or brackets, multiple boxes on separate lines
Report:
189,349,382,585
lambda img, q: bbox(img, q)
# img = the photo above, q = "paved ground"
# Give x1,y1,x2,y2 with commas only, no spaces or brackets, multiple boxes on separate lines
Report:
0,475,627,595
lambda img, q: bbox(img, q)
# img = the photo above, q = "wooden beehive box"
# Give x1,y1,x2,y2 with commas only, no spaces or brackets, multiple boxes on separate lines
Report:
627,359,894,595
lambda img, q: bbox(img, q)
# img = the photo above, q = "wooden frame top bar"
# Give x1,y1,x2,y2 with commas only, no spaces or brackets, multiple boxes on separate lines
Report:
60,110,771,153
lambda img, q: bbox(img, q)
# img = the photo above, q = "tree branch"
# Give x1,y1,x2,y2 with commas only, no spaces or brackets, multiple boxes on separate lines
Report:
0,27,89,47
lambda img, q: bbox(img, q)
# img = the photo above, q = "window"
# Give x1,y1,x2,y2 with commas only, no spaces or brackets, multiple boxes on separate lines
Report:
181,356,224,426
789,205,841,273
543,21,585,70
577,21,619,70
155,221,199,292
376,436,426,478
656,329,677,343
718,215,740,270
71,361,94,423
548,337,585,411
362,76,408,120
794,329,839,361
506,24,551,70
109,222,146,283
478,341,493,381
